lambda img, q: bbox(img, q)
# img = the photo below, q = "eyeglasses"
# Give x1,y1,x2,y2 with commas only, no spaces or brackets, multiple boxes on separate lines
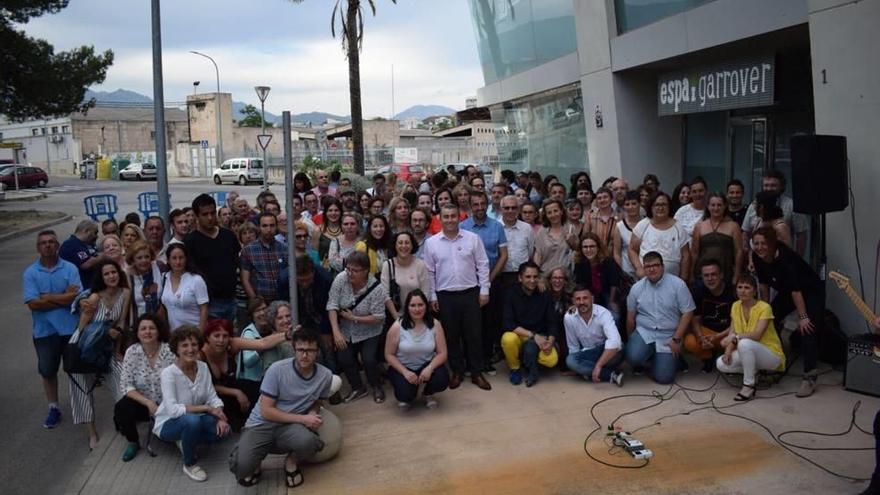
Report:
294,234,308,239
295,348,318,355
501,206,518,211
644,263,663,269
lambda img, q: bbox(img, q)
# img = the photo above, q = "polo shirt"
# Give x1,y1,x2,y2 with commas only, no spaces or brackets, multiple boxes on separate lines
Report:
23,258,82,338
461,216,507,270
59,235,98,289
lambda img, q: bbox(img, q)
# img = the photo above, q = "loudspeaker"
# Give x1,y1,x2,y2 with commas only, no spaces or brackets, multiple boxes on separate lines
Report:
791,134,848,214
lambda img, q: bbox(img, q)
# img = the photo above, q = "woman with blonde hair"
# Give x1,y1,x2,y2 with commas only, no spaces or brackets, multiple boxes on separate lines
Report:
125,240,162,319
121,223,146,256
101,234,127,271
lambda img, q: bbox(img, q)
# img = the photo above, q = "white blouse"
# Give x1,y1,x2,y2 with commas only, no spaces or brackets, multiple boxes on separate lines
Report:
152,361,223,435
119,343,176,403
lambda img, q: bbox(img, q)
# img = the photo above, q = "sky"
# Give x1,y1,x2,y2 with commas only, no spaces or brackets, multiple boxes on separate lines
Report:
20,0,485,117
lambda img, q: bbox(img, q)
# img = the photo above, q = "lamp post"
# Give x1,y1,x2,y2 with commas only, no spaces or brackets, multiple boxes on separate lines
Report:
190,50,223,168
254,85,271,189
192,80,200,95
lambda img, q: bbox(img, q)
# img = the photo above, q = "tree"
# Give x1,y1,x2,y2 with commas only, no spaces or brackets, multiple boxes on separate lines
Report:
238,104,274,127
1,0,114,121
290,0,397,175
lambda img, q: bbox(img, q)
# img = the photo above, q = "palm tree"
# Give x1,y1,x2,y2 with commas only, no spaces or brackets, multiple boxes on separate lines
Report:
291,0,397,176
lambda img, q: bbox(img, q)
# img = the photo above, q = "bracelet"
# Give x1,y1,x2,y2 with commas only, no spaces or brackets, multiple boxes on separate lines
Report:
798,314,809,320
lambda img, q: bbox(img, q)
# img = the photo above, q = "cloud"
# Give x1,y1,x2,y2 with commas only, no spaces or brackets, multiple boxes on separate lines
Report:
20,0,485,116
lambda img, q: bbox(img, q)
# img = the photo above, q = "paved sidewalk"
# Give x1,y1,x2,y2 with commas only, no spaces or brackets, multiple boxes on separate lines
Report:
62,362,878,494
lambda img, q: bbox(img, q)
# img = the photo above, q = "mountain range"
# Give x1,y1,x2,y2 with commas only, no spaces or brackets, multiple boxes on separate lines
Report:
84,89,456,125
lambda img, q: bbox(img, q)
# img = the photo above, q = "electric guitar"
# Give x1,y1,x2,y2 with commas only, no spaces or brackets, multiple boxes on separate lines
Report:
828,271,879,324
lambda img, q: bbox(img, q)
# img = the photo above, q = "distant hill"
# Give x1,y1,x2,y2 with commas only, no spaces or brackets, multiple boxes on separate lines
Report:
394,104,456,120
283,111,351,126
84,89,152,104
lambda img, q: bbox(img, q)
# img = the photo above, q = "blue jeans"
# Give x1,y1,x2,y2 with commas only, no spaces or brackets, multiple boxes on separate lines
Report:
624,331,678,384
159,413,224,466
566,347,622,382
208,298,237,322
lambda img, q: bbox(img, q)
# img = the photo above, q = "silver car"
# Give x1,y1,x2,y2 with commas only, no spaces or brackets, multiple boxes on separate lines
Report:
118,162,157,181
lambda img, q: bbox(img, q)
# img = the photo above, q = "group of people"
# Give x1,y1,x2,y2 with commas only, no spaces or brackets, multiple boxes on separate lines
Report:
23,164,839,488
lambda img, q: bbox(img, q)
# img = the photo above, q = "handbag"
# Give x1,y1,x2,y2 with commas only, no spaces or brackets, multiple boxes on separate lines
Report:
386,259,401,311
63,320,114,375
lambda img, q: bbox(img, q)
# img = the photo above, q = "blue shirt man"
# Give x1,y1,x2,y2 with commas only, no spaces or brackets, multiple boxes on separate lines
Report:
58,220,101,289
23,230,83,429
460,192,508,277
624,251,694,384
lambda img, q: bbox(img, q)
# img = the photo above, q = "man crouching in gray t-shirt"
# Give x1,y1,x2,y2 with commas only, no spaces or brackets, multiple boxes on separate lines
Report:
228,330,337,488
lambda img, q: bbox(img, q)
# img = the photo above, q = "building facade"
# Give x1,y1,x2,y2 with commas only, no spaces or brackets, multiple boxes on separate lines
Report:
468,0,880,337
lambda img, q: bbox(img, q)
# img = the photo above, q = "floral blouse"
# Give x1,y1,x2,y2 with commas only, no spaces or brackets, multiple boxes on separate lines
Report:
119,342,176,403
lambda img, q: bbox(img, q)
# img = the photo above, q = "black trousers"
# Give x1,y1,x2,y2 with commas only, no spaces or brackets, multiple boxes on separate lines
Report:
488,273,519,360
114,396,151,444
438,287,483,375
387,363,450,403
770,288,822,374
337,334,382,390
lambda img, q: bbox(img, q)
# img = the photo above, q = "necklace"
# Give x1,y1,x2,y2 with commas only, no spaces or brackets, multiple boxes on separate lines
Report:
325,225,342,236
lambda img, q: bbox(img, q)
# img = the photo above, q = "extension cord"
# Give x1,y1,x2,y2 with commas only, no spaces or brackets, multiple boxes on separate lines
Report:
630,448,653,460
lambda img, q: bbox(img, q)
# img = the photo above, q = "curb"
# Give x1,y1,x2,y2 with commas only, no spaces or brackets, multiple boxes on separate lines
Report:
0,213,73,243
0,192,47,202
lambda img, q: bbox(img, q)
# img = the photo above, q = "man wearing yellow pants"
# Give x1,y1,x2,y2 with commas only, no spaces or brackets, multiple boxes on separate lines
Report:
684,260,736,373
500,262,559,387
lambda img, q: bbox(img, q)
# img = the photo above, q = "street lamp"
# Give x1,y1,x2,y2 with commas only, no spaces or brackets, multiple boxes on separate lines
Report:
192,80,200,95
190,50,223,168
254,85,271,189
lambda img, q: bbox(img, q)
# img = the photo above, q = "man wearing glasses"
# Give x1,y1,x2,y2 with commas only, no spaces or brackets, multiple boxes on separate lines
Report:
229,330,341,488
624,251,695,384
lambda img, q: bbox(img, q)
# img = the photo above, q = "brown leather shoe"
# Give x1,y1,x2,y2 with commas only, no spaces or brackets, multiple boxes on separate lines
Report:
449,373,462,389
471,373,492,390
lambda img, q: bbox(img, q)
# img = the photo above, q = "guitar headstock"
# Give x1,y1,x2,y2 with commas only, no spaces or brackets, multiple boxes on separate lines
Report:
828,271,851,290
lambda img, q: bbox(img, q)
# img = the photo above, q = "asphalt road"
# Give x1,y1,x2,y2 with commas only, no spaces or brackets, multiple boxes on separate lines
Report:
0,175,278,494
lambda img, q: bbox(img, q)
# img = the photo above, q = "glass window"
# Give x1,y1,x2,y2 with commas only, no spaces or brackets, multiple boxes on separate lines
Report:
615,0,717,34
490,84,588,180
250,159,263,169
32,128,40,136
468,0,577,84
62,125,69,133
51,126,58,134
684,112,728,191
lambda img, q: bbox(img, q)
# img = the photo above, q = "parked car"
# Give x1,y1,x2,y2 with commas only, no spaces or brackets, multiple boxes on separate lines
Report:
213,157,264,185
0,165,48,189
374,163,425,184
118,162,157,181
437,163,494,186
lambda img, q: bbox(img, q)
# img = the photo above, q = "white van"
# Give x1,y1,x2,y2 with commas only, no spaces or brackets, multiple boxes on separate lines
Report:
213,157,264,185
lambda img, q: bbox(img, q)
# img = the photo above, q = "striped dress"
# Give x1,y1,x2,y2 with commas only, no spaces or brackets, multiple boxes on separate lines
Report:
69,292,125,425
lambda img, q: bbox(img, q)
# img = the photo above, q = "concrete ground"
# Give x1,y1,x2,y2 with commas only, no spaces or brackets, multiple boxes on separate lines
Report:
66,363,877,495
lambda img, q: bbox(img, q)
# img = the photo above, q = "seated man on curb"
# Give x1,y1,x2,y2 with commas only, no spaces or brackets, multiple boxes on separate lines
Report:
500,261,559,387
684,259,736,373
564,285,624,386
228,330,342,489
624,251,695,384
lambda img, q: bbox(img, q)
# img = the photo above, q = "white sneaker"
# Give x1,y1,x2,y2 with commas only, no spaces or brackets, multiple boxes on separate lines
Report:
610,371,624,387
183,464,207,482
425,396,439,409
397,401,411,411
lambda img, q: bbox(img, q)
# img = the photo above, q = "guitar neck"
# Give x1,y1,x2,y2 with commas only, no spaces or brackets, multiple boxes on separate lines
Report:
843,284,879,323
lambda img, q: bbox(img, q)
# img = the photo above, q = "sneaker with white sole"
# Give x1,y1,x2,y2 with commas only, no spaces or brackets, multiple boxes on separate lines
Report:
795,378,816,398
397,401,411,411
182,464,207,482
610,371,624,387
425,396,439,409
43,406,61,429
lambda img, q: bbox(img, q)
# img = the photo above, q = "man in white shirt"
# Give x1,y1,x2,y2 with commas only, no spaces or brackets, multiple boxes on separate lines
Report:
564,286,624,386
673,177,706,240
741,170,809,256
496,195,535,323
423,203,492,391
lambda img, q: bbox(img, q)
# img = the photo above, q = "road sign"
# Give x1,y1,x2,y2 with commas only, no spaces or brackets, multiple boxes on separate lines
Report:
0,142,23,149
200,139,209,149
257,134,272,150
394,147,418,164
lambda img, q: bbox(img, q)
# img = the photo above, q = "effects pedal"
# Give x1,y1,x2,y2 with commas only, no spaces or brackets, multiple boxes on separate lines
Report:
631,449,654,460
610,431,654,460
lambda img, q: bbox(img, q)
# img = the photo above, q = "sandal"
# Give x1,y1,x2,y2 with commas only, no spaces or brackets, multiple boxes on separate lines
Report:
734,384,756,402
237,469,261,487
285,466,304,488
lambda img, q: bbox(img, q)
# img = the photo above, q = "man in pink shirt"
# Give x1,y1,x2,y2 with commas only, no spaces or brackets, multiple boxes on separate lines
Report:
422,204,492,391
311,170,336,199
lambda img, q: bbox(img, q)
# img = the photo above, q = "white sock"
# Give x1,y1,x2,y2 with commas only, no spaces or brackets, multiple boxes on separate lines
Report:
48,402,59,410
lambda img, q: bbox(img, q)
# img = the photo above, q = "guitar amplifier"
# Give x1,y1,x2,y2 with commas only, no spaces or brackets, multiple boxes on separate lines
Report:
845,333,880,397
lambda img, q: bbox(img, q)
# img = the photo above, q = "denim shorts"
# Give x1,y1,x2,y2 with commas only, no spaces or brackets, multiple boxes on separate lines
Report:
33,333,71,378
